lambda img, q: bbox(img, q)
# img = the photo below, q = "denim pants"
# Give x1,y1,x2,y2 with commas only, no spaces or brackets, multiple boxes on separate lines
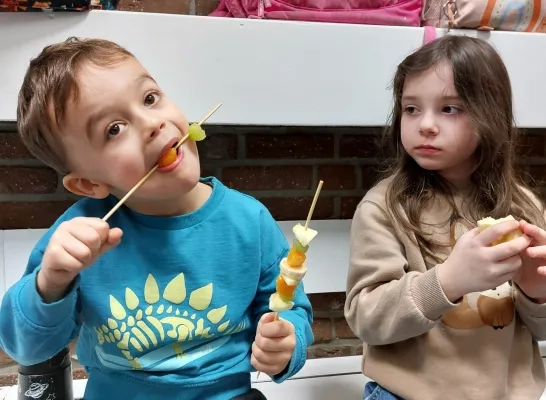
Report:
364,382,404,400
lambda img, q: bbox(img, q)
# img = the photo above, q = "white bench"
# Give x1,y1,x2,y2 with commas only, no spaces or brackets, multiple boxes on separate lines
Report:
2,9,546,400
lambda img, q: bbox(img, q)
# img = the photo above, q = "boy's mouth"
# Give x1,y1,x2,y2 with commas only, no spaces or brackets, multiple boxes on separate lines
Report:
157,139,184,173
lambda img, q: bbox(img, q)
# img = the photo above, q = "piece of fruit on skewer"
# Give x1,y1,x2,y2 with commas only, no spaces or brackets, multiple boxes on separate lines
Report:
158,123,206,168
269,224,318,312
255,180,323,380
268,180,323,315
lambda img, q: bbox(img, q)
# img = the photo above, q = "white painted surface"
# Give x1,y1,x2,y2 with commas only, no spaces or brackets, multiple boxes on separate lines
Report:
1,229,46,304
4,357,546,399
1,12,546,127
1,356,364,399
252,355,362,383
0,220,350,304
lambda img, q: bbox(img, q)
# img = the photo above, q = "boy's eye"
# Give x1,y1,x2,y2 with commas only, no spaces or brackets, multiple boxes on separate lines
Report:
107,123,127,139
144,93,158,105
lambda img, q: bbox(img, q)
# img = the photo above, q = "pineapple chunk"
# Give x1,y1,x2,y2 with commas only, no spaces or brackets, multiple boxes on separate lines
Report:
477,215,523,245
292,223,318,247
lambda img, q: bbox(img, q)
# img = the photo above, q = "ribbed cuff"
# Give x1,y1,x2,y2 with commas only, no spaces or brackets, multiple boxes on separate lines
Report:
411,267,459,321
514,285,546,318
17,269,79,328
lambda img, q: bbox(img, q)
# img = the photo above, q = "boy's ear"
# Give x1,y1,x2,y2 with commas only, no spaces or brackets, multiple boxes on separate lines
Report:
62,173,110,199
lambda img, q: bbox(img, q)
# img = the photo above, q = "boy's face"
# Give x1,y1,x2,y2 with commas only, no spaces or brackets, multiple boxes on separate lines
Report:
59,58,202,214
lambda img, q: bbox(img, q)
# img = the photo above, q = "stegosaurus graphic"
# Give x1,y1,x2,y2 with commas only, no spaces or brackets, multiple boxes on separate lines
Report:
95,273,246,370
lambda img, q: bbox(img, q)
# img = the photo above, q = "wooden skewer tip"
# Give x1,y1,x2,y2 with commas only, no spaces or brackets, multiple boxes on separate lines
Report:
304,180,324,230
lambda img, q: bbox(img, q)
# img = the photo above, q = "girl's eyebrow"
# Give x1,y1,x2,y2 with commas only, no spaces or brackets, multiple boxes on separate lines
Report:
401,94,461,102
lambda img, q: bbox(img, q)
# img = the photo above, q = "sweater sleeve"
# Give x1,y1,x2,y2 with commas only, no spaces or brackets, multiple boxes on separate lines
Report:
0,246,82,366
344,200,458,346
251,207,314,383
514,283,546,341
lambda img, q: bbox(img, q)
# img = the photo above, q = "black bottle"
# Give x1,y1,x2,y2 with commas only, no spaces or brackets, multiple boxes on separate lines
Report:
17,347,73,400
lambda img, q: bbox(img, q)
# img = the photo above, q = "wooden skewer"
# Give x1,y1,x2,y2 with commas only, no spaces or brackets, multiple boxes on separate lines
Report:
257,180,324,379
305,180,324,230
102,103,222,222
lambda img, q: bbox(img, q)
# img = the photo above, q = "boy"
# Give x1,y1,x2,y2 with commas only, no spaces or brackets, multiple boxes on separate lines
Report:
0,37,313,400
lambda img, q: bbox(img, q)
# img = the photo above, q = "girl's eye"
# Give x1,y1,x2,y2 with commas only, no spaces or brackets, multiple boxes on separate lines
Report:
144,92,159,106
404,106,418,114
443,106,461,114
107,123,127,139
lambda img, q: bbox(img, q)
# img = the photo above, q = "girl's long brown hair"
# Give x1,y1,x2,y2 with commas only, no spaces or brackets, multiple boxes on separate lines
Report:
381,35,544,263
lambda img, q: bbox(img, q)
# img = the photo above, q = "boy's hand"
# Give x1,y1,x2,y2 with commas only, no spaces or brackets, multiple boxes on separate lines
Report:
251,312,296,376
37,217,123,303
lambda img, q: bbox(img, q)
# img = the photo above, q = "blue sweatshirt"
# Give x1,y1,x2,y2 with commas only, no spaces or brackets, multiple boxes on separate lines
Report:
0,177,314,400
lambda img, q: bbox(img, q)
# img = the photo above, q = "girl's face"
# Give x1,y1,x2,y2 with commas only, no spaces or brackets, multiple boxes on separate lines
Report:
400,62,479,187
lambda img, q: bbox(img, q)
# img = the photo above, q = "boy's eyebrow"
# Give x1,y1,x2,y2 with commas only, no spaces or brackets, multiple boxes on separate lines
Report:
136,72,157,86
85,73,158,139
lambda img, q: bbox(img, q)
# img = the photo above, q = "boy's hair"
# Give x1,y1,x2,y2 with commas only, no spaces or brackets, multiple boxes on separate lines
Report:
17,37,134,174
380,35,544,263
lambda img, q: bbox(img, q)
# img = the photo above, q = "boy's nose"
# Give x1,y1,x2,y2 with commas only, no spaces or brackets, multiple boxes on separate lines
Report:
147,120,166,139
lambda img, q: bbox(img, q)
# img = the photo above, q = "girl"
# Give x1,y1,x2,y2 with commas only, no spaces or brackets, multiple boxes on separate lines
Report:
344,34,546,400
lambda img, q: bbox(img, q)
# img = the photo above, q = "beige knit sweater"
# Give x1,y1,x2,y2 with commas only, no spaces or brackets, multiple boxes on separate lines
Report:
345,178,546,400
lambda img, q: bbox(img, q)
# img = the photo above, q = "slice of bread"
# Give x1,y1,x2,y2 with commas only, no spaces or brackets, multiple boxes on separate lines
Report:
477,215,523,245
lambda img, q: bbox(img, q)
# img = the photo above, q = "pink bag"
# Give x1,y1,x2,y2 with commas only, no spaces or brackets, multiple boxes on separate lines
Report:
422,0,546,32
210,0,424,27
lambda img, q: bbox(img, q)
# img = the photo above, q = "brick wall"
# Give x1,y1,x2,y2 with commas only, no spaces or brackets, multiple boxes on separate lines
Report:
2,123,546,384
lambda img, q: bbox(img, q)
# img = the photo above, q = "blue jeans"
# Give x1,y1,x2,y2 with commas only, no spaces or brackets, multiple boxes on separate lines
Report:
364,382,404,400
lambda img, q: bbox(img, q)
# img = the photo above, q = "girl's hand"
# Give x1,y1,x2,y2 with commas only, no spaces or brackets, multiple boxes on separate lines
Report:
438,219,531,302
513,220,546,303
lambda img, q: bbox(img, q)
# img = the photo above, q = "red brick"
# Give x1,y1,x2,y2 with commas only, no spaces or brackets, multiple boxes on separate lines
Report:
312,319,332,342
0,132,33,159
339,134,379,158
309,345,353,359
515,164,530,184
200,165,218,178
528,165,546,186
318,166,356,190
73,368,88,380
309,292,346,311
246,135,334,159
0,167,58,194
0,349,14,367
362,165,381,190
0,373,17,386
340,196,361,219
197,135,238,160
0,201,75,229
334,318,356,339
196,0,219,15
356,344,365,355
517,133,545,157
259,196,334,220
222,166,312,191
117,0,191,13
